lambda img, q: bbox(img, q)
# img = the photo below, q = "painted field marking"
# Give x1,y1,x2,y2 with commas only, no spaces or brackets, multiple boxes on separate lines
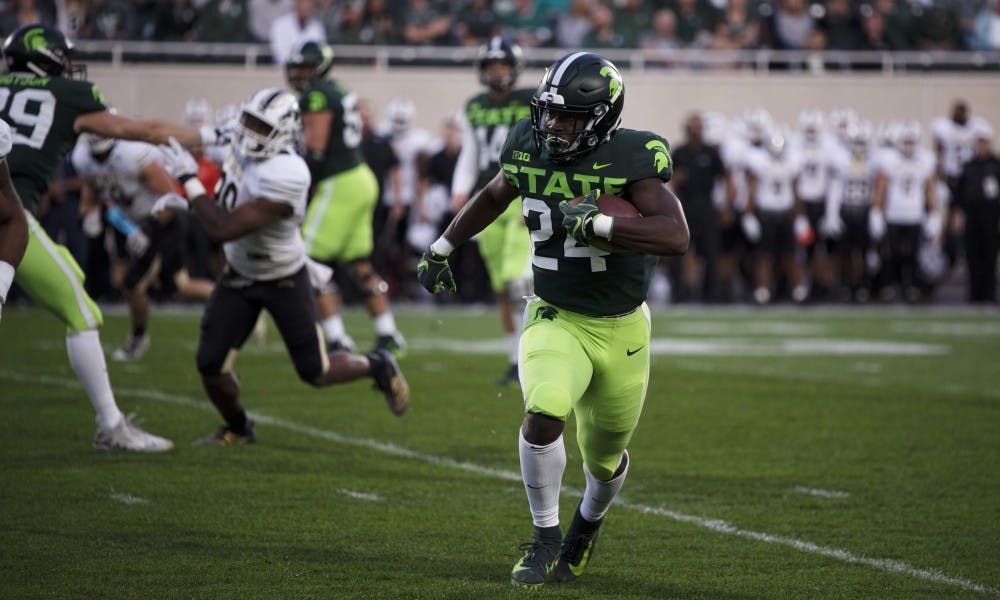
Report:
176,337,949,358
1,370,996,598
110,492,151,505
337,489,382,502
791,486,851,499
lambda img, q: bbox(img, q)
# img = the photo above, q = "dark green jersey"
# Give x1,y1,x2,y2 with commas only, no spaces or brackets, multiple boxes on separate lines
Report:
499,118,673,317
0,72,107,213
464,87,533,191
299,79,363,181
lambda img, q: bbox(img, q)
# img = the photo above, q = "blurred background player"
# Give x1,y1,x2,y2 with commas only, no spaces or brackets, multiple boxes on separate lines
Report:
450,36,534,385
286,40,406,355
827,119,879,301
153,88,409,444
0,119,29,325
871,120,940,302
72,131,214,360
743,127,809,304
0,23,219,452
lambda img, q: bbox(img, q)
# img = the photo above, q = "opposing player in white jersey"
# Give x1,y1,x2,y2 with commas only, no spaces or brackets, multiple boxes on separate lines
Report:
827,120,879,301
0,119,29,325
790,109,846,298
72,133,214,360
871,120,940,302
153,88,409,445
744,128,809,304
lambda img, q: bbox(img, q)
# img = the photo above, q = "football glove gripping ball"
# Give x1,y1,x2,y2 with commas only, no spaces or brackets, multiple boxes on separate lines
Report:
560,189,600,244
417,248,456,294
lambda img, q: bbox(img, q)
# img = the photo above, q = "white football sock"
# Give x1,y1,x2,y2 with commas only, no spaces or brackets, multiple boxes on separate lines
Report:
507,332,520,365
519,431,566,528
580,450,629,523
66,330,123,431
373,311,397,336
321,314,347,342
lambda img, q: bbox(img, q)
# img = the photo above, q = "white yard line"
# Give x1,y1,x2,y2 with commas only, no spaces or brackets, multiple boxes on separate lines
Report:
336,489,382,502
2,369,997,597
110,492,151,505
791,486,851,499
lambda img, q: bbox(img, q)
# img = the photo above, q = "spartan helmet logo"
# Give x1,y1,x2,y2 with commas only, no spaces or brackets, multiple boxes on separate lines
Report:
599,66,622,103
24,27,47,51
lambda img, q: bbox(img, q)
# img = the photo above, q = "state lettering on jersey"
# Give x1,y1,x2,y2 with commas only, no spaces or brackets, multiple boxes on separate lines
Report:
500,162,627,197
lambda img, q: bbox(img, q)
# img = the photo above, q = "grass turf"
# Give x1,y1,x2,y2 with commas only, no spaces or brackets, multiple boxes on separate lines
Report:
0,304,997,599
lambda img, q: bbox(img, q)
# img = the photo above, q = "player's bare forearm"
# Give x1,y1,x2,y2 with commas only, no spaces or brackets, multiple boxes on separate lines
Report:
0,162,28,268
442,170,517,246
192,196,291,243
76,111,201,148
610,179,689,256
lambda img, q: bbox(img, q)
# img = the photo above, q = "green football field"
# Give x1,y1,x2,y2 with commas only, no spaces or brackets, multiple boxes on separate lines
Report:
1,304,997,599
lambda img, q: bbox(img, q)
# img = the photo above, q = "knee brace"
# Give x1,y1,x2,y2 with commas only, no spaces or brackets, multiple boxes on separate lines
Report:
348,260,388,298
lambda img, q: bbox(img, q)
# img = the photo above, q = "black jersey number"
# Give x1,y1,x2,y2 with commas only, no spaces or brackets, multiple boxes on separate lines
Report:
0,88,56,150
215,169,238,211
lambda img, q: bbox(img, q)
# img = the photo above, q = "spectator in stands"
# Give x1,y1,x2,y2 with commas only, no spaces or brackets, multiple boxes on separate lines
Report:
401,0,452,46
642,7,681,56
150,0,198,41
453,0,501,46
74,0,130,40
675,0,720,49
818,0,864,50
249,0,292,42
554,0,591,49
760,0,815,49
711,0,760,51
872,0,917,50
357,0,399,45
270,0,325,63
502,0,553,47
197,0,254,42
859,5,896,50
969,0,1000,50
581,3,626,49
615,0,651,48
914,3,964,50
0,0,55,35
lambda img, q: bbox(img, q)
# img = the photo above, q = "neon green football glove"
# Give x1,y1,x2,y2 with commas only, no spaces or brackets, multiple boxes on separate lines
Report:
417,248,456,294
559,189,600,244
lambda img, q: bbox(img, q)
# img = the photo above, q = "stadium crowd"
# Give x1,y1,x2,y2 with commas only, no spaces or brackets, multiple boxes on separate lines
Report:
0,0,999,54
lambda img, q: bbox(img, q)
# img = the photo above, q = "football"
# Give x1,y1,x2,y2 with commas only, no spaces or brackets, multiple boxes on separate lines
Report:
568,193,641,252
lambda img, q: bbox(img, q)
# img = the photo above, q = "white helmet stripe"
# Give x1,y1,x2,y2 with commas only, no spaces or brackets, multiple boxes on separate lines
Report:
548,51,589,96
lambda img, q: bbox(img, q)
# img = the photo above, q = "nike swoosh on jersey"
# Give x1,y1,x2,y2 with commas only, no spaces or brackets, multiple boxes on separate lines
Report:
592,162,612,170
626,346,644,356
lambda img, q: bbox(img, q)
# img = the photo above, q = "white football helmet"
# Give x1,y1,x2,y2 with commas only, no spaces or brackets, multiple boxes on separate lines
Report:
233,88,301,160
383,97,415,135
182,97,213,128
80,131,115,156
846,119,873,154
742,107,773,146
798,108,825,140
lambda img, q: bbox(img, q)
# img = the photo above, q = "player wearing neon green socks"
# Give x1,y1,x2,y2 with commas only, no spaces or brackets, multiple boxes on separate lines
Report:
418,52,689,588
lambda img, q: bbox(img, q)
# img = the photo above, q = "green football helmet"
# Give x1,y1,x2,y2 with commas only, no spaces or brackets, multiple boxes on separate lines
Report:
531,52,624,162
285,40,334,93
2,23,84,79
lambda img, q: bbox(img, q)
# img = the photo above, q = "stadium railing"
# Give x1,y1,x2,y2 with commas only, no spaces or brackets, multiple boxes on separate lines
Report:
74,41,1000,74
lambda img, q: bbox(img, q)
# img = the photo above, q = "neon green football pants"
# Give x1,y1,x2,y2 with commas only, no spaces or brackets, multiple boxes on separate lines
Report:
15,212,103,333
477,199,531,293
519,297,651,481
301,163,379,262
